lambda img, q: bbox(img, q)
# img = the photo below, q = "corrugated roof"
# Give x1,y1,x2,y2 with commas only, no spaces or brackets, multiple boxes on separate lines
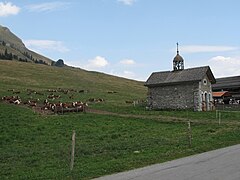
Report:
212,76,240,90
145,66,216,87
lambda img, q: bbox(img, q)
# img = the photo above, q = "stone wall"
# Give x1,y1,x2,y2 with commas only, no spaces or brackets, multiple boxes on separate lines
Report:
147,82,199,110
199,75,214,111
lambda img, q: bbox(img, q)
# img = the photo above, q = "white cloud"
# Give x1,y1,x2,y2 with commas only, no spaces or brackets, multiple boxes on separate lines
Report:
85,56,109,70
179,45,238,53
26,2,70,12
117,0,136,6
0,2,20,17
110,70,136,79
208,56,240,77
24,40,69,53
65,56,109,72
120,59,136,65
66,59,147,81
122,70,135,78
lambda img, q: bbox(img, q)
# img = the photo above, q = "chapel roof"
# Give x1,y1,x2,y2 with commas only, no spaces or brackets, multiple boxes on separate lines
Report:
145,66,216,87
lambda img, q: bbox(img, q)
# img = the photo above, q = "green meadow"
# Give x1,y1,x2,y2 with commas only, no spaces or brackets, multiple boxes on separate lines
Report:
1,61,240,179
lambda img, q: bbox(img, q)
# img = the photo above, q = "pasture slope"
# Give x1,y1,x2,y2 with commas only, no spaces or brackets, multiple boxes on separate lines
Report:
1,60,240,179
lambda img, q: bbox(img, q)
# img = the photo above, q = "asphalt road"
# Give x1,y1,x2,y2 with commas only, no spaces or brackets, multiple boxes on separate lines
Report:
94,144,240,180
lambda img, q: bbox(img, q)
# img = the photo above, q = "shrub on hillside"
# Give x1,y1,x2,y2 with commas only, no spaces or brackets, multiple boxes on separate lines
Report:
52,59,64,67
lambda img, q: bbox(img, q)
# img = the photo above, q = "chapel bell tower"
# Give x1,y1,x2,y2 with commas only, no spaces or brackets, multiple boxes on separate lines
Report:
173,42,184,71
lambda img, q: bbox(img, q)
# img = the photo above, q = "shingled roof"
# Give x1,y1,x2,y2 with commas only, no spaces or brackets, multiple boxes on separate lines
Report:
145,66,216,87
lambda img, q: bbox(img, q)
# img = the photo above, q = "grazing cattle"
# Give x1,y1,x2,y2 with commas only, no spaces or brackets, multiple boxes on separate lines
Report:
23,99,39,107
47,94,61,99
8,99,16,104
27,88,35,92
88,98,95,102
43,99,48,104
69,94,74,99
13,90,21,94
47,95,54,99
29,98,39,103
26,89,37,95
2,96,21,105
41,102,55,110
35,92,44,95
62,102,74,109
107,91,117,94
98,98,104,102
57,88,64,92
27,100,37,107
53,102,87,114
8,89,15,92
14,99,21,105
55,101,63,107
2,96,19,101
64,90,69,94
69,89,77,92
125,100,134,104
2,96,13,101
53,105,64,113
79,90,84,93
73,101,88,108
2,90,87,114
54,94,61,99
48,89,55,92
48,100,88,114
88,98,104,103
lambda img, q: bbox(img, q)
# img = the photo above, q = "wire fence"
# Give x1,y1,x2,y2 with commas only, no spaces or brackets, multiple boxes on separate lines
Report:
216,104,240,111
216,109,240,125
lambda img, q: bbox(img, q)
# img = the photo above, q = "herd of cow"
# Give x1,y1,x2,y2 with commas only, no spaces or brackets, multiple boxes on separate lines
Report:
1,88,145,114
1,88,95,114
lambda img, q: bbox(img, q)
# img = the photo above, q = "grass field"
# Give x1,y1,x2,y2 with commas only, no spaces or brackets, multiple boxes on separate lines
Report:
1,60,240,179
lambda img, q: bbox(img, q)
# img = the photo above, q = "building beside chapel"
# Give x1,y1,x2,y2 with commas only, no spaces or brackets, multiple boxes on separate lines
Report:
144,44,216,111
212,76,240,104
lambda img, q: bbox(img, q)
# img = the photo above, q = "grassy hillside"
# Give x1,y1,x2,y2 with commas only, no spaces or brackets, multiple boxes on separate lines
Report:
0,25,24,50
0,60,145,92
0,25,53,64
0,60,147,110
1,60,240,179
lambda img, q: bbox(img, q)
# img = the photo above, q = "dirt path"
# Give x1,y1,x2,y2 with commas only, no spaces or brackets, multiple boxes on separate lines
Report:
2,101,239,125
86,108,240,125
87,108,191,123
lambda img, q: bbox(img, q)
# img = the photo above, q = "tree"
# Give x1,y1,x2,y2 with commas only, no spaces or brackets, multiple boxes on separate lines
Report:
13,54,18,60
3,49,12,60
54,59,65,67
4,49,8,56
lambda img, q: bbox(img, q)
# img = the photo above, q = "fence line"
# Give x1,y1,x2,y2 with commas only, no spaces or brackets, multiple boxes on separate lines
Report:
70,130,76,171
216,110,240,125
217,110,240,113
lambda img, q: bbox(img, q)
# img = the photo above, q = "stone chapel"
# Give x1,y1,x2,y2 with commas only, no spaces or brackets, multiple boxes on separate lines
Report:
144,44,216,111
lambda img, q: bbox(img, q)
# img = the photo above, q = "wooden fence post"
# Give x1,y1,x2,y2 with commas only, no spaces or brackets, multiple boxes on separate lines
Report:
70,130,76,171
219,112,221,125
188,120,192,148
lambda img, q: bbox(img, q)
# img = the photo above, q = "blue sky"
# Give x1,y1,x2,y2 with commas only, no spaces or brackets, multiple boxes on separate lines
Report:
1,0,240,81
